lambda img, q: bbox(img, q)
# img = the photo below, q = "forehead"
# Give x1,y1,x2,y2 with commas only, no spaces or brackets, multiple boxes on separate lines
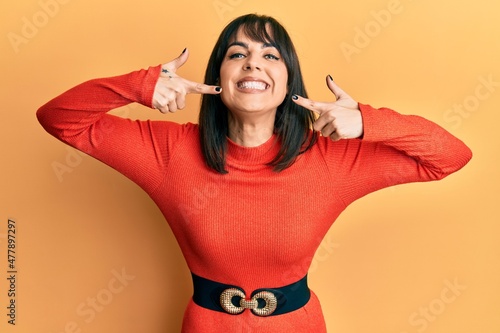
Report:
228,24,276,46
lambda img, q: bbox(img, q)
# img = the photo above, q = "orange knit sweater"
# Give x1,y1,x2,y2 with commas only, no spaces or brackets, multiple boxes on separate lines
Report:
37,65,472,332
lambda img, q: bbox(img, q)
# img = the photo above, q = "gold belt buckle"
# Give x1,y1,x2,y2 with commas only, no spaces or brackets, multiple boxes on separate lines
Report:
220,288,278,316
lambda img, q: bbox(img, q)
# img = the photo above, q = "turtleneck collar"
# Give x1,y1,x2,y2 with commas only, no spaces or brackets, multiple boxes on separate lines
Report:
225,133,281,168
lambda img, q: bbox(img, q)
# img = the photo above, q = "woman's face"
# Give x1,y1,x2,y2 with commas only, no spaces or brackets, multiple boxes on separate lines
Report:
219,28,288,116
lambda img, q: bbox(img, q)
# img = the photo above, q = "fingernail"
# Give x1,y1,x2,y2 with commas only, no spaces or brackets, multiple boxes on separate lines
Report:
215,86,222,92
292,94,298,100
181,47,187,54
328,75,334,81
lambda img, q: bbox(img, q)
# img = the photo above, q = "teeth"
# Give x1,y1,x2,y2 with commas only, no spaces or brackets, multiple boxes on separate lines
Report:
237,81,268,90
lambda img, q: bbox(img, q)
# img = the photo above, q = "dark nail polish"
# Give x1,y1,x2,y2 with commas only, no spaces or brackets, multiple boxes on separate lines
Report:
328,75,333,81
182,47,187,54
292,94,298,100
215,86,222,92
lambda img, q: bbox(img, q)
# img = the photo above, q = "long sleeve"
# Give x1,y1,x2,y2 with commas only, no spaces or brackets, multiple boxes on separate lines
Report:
319,103,473,206
37,65,190,194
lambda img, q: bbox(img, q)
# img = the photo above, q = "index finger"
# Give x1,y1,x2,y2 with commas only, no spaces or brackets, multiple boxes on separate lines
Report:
186,80,222,95
292,95,329,115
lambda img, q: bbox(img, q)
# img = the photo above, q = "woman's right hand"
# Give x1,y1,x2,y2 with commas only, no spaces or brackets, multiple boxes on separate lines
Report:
152,48,222,113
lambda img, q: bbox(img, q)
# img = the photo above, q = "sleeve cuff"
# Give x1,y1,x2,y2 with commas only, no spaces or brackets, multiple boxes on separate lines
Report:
358,103,377,141
358,102,397,142
139,64,162,108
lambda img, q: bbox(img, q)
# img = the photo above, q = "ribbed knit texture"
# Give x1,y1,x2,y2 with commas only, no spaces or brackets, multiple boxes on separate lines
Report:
37,65,472,332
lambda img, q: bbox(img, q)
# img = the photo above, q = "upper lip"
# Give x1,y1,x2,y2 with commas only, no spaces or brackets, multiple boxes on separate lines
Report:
236,77,270,88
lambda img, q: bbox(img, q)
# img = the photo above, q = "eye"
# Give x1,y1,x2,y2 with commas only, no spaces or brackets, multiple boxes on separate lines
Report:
228,53,245,59
264,54,280,61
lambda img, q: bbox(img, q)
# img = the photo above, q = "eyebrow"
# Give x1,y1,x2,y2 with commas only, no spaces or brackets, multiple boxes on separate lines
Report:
227,41,276,49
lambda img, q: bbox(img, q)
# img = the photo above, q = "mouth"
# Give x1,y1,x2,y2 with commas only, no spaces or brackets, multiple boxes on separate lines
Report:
236,79,270,91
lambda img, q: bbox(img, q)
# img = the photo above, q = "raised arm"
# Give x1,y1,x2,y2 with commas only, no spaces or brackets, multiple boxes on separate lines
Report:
37,49,221,192
293,75,472,206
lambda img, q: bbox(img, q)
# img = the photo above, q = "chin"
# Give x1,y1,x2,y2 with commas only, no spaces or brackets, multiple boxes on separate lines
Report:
233,104,277,114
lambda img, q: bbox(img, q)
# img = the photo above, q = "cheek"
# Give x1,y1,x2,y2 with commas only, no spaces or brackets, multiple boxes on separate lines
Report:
219,66,235,91
218,67,231,103
218,62,229,83
275,64,288,89
275,72,289,98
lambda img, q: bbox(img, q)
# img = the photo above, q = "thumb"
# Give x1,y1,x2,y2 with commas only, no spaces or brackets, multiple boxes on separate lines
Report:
326,75,349,100
165,48,189,73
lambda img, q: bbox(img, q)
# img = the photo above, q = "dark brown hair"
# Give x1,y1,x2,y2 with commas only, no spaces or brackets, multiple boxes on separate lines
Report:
199,14,317,174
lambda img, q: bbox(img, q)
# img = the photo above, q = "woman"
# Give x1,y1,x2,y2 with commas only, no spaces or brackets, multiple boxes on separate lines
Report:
37,13,472,333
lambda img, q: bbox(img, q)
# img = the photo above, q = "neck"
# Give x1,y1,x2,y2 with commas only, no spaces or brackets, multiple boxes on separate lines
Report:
228,111,276,147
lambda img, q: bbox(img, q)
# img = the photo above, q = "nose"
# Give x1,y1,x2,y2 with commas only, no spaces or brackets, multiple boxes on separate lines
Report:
243,55,261,71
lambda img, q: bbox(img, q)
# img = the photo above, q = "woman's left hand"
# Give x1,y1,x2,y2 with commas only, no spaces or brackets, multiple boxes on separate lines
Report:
292,76,363,141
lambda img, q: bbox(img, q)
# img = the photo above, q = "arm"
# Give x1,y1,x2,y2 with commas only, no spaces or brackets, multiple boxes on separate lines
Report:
37,49,221,192
293,75,472,206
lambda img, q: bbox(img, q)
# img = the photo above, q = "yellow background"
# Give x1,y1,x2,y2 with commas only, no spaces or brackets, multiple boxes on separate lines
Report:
1,0,498,332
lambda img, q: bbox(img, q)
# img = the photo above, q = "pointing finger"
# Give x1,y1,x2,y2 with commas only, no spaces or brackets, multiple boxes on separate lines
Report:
186,80,222,95
292,94,330,115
